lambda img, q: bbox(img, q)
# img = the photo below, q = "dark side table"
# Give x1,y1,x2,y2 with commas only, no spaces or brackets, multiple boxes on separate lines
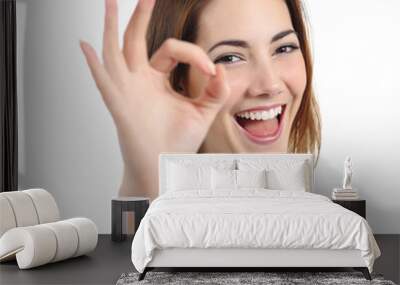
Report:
332,199,366,219
111,197,150,242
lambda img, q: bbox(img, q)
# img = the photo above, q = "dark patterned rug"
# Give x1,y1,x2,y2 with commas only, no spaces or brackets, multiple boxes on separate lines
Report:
116,271,397,285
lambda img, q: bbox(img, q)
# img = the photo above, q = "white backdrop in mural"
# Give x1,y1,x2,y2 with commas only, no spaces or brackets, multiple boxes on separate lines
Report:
16,0,400,233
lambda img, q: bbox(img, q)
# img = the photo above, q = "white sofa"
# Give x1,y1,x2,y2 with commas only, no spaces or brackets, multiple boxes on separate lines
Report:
0,188,98,269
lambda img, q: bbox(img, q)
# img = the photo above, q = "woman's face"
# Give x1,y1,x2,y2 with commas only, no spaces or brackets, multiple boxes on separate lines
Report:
185,0,307,153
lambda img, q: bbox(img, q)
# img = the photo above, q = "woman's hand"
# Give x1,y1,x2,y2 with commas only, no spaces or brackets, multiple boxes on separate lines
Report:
80,0,231,199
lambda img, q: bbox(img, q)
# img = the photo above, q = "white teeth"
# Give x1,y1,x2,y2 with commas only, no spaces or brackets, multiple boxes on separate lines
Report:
261,111,268,120
236,106,283,121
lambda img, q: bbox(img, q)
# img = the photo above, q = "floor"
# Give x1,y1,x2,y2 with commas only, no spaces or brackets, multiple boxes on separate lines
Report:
0,234,398,285
0,235,133,285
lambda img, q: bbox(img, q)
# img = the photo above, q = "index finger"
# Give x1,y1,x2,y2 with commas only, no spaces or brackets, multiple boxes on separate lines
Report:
123,0,156,70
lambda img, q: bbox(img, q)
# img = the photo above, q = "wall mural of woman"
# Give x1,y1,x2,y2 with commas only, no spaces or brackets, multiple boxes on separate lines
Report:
80,0,321,200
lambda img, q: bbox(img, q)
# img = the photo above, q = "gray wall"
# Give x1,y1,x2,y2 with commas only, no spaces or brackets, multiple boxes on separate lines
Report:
16,0,400,234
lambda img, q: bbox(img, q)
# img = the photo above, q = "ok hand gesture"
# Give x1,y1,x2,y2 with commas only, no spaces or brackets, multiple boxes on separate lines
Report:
80,0,231,199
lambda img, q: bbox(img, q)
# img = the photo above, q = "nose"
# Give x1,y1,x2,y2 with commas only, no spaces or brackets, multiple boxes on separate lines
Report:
247,57,283,97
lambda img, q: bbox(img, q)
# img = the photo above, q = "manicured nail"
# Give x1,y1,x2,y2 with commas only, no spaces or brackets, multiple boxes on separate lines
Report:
208,62,216,76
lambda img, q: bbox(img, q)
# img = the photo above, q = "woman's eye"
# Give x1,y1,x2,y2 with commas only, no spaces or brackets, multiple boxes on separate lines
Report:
214,54,242,65
276,44,299,54
214,45,299,64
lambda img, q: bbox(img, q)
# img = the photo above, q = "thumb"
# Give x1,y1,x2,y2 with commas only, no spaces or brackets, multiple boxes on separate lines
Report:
192,64,231,118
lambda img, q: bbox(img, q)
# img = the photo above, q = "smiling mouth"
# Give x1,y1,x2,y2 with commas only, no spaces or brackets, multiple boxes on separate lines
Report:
233,104,286,144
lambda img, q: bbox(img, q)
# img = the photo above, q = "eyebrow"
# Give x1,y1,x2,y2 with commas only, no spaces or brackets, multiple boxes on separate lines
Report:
207,29,298,53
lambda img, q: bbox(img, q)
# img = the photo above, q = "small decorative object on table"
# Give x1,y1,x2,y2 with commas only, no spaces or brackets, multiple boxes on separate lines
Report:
111,197,150,242
332,156,359,200
331,156,366,218
342,156,353,190
332,187,359,200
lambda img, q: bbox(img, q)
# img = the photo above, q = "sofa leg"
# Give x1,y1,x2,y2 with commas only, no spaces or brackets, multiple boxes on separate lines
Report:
354,267,371,280
138,268,148,281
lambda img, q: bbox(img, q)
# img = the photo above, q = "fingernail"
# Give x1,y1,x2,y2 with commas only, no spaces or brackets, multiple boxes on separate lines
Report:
79,40,87,50
208,62,216,76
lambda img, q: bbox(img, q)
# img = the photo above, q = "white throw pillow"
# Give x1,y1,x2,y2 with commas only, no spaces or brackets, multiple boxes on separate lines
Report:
211,168,237,190
266,164,307,191
236,169,268,189
211,169,268,190
167,163,212,191
237,159,310,191
166,158,236,171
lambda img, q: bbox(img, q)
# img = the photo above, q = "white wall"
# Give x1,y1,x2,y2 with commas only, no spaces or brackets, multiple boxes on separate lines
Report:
16,0,400,234
305,0,400,234
16,0,137,234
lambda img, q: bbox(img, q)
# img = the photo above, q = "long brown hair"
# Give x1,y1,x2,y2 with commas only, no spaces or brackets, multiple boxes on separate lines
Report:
146,0,321,160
